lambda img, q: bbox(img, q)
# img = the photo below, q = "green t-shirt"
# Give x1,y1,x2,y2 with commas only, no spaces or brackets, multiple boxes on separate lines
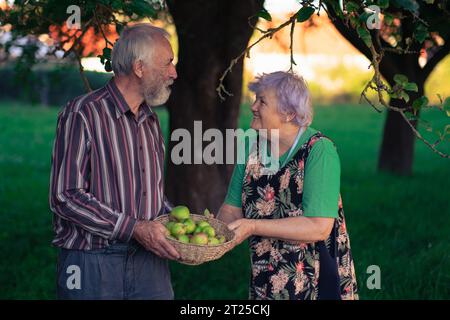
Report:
224,127,340,218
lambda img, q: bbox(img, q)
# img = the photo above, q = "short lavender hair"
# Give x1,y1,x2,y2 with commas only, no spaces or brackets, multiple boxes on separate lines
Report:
248,71,313,127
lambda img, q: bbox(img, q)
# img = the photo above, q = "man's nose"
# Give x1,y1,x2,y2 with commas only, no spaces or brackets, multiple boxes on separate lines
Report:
169,64,178,80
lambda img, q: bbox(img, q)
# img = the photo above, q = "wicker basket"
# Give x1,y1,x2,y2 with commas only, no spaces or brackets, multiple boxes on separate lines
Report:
154,214,235,265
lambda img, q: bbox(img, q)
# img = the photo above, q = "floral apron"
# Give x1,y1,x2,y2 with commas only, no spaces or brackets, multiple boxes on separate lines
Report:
242,132,358,300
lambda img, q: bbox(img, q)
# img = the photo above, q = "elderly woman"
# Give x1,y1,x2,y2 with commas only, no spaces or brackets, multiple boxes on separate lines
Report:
218,71,358,300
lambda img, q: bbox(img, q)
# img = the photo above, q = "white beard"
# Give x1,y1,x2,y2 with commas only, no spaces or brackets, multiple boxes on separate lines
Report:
142,72,173,107
144,84,172,106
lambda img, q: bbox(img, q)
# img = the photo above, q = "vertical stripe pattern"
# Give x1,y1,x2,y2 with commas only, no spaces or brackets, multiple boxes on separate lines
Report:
49,80,165,250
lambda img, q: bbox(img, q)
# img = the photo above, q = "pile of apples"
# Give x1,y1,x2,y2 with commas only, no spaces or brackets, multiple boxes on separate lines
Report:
165,206,226,245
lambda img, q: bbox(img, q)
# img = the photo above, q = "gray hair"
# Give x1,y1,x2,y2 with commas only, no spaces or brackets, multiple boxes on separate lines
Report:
248,71,313,127
111,23,170,76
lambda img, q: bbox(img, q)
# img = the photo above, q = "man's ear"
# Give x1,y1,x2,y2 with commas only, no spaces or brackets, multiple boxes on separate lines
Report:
133,60,144,79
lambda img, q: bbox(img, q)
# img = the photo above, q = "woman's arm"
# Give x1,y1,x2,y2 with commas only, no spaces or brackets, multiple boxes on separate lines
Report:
228,137,340,245
216,203,243,224
228,216,334,245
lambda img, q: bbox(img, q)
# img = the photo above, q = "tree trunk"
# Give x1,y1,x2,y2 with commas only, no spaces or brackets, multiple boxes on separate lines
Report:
377,49,424,175
378,91,422,175
166,0,263,212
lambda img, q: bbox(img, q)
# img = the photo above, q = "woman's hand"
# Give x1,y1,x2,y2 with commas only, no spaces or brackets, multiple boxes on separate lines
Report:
228,219,256,246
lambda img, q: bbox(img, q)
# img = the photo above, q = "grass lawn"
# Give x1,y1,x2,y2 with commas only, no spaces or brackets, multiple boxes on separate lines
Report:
0,100,448,299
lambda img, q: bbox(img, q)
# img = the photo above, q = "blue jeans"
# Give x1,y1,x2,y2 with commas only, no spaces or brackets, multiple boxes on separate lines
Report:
56,240,174,300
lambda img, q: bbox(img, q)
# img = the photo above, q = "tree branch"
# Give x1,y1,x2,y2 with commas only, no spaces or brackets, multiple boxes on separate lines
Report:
75,52,92,92
216,15,297,100
326,4,373,61
288,19,297,72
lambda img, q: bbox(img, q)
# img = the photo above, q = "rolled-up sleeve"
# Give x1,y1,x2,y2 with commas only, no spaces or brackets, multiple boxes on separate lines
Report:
49,110,136,242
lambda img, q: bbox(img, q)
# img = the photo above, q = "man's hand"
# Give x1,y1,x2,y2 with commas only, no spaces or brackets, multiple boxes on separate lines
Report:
133,220,180,260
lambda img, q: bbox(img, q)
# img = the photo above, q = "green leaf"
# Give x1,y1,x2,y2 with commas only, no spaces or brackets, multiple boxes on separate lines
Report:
444,97,450,116
400,91,410,103
392,0,420,13
258,8,272,21
111,0,123,10
102,47,112,60
105,60,112,72
384,13,394,25
98,54,105,65
296,6,315,22
412,96,428,111
327,0,345,18
415,23,428,43
444,124,450,135
404,111,417,121
390,92,399,99
129,0,157,18
359,11,372,23
394,74,408,85
346,1,360,13
379,0,390,8
404,82,418,92
349,15,359,29
357,26,372,47
444,97,450,108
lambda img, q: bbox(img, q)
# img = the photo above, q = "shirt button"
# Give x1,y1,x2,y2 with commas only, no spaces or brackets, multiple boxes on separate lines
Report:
139,146,143,151
143,191,147,196
142,168,145,173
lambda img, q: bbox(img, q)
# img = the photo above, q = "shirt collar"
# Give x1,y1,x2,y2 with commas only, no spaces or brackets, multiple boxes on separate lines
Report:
106,78,155,120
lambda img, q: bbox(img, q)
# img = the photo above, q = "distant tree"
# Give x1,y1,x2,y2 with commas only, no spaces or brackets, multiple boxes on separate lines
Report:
326,0,450,174
218,0,450,176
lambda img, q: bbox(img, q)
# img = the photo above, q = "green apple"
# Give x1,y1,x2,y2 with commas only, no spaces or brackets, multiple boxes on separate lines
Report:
197,221,210,229
170,222,186,237
170,205,190,221
202,226,216,238
190,233,208,245
177,234,190,244
166,221,176,231
183,218,196,234
193,226,204,234
208,237,220,245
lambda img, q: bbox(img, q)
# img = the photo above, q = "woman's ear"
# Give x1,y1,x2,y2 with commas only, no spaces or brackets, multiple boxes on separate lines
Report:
285,113,296,123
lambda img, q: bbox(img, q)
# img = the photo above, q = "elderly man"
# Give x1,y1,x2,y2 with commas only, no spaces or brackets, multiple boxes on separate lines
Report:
49,24,179,300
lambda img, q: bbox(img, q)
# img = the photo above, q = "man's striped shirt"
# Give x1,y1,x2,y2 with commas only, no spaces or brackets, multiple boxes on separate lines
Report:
49,79,166,250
